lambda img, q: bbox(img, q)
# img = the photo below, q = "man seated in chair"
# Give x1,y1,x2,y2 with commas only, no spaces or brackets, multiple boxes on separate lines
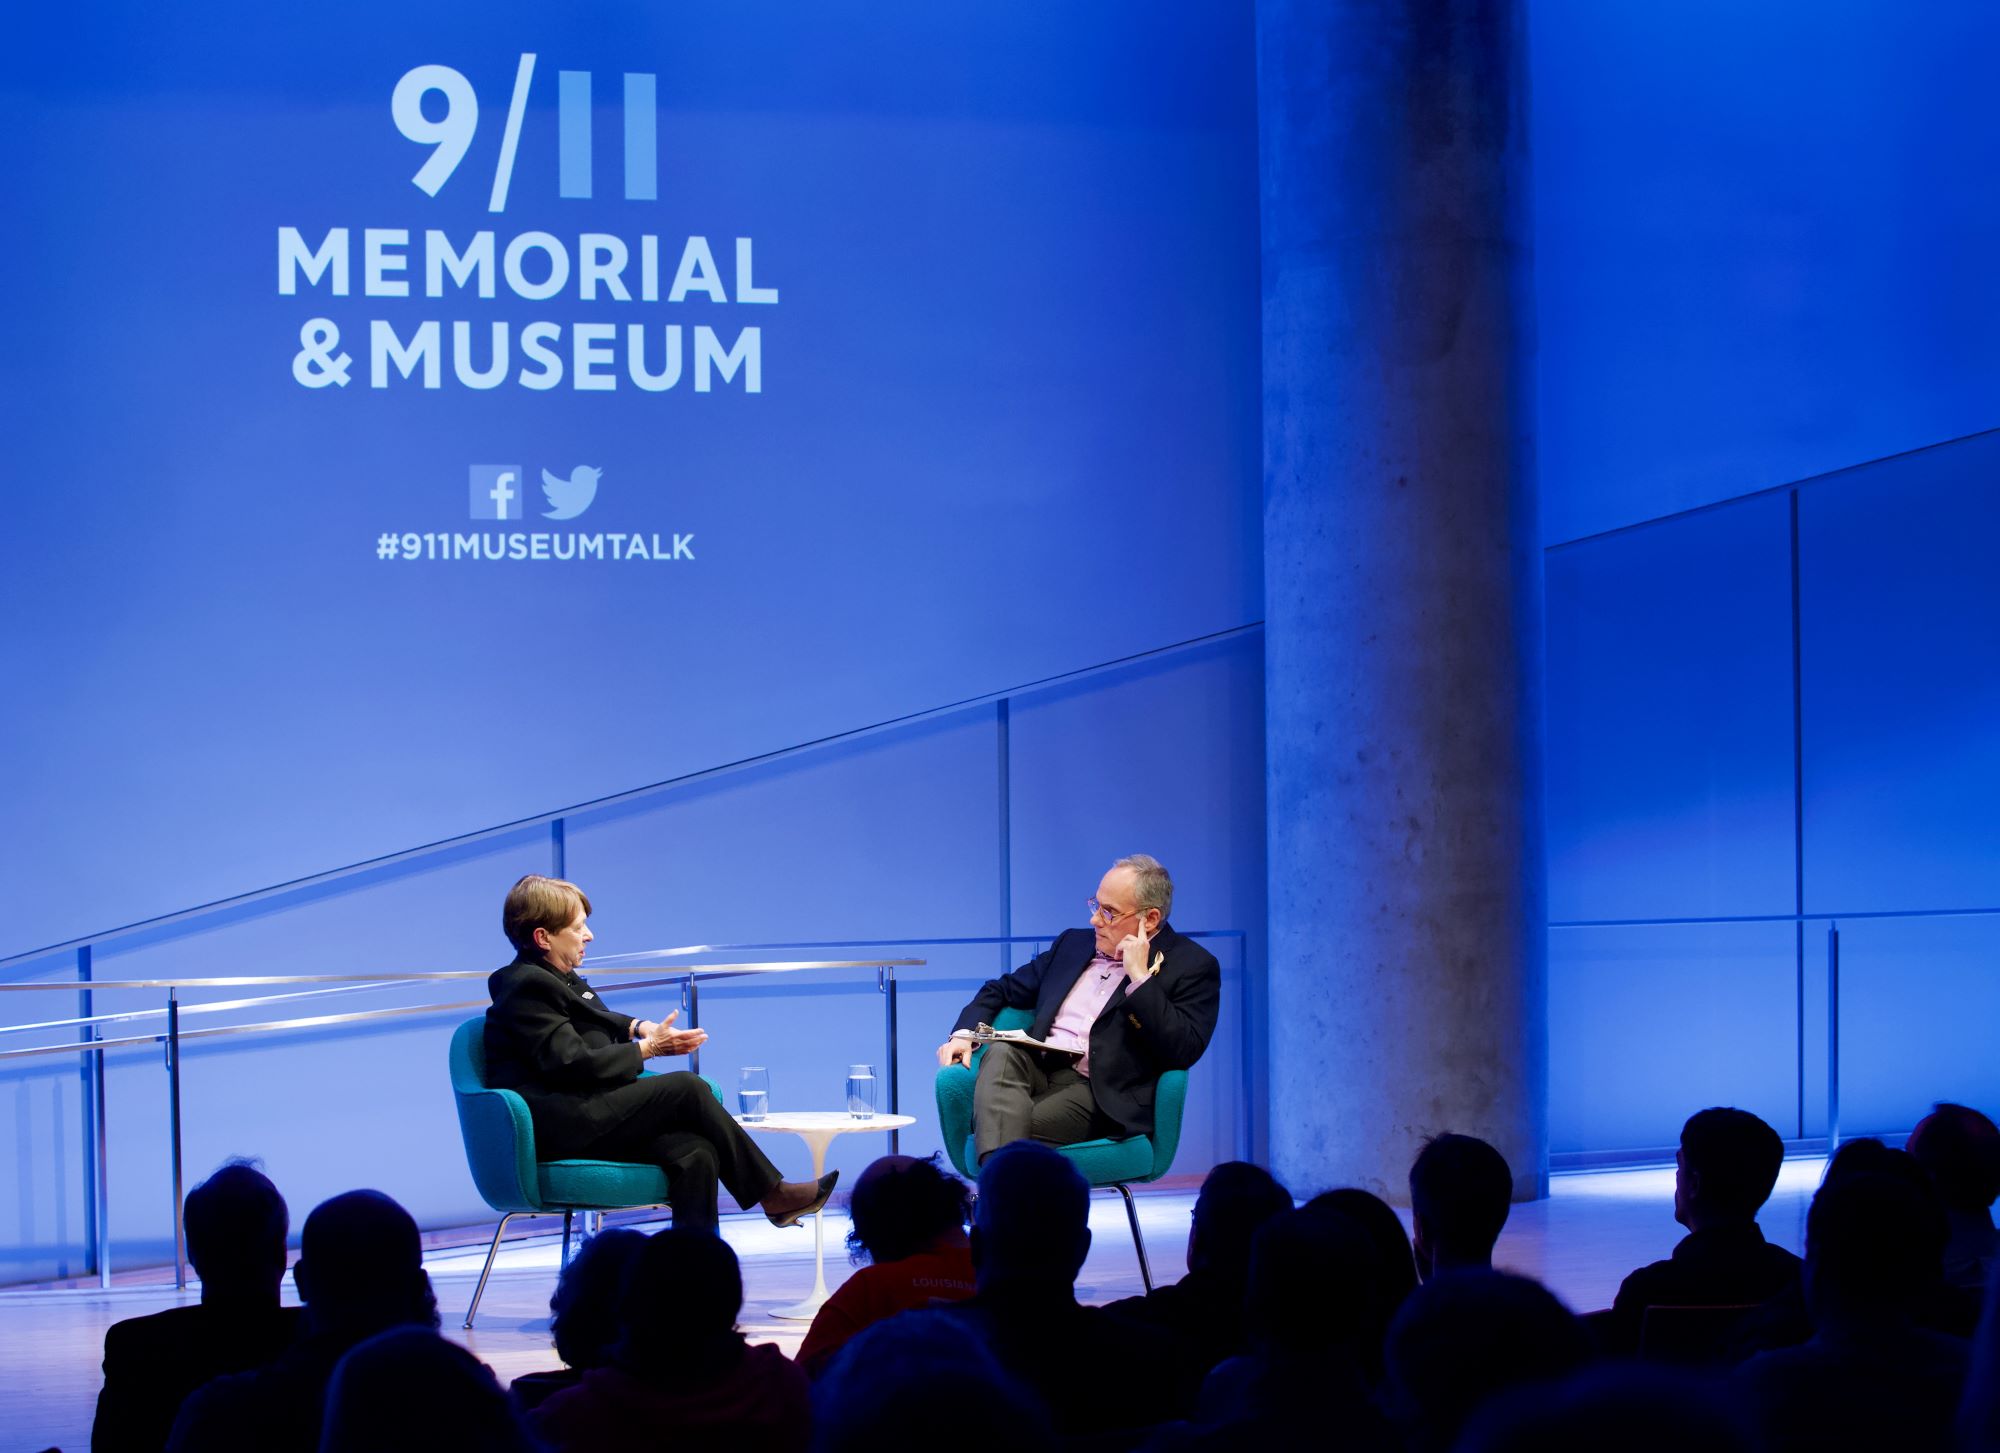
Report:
1604,1106,1802,1355
935,855,1220,1163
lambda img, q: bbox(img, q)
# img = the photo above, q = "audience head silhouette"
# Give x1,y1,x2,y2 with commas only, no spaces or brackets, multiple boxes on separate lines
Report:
1408,1133,1514,1279
845,1153,969,1265
1907,1101,2000,1215
1804,1152,1948,1323
295,1189,437,1343
183,1158,289,1301
1676,1107,1785,1229
549,1227,647,1370
612,1227,746,1385
1189,1161,1292,1278
136,1108,2000,1449
1456,1362,1755,1453
320,1326,537,1453
1384,1269,1591,1453
970,1141,1090,1291
811,1308,1053,1453
1306,1187,1421,1378
1244,1202,1390,1365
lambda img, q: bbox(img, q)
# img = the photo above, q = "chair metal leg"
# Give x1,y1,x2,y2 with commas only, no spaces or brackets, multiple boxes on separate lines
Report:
1113,1183,1153,1292
560,1210,575,1266
464,1211,523,1330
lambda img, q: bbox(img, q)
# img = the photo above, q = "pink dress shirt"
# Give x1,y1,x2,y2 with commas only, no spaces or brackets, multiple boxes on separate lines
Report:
1045,953,1129,1076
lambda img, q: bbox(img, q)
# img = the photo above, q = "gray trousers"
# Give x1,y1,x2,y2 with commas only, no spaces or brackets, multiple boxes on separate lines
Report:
972,1041,1119,1162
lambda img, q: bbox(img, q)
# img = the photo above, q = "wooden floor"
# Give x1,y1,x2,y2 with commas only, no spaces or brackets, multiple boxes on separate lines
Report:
0,1159,1824,1453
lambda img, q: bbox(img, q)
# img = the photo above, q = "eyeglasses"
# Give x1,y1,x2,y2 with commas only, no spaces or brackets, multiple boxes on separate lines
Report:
1087,898,1143,925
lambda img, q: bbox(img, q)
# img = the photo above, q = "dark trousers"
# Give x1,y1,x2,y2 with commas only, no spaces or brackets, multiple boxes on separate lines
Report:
973,1042,1119,1161
557,1072,781,1230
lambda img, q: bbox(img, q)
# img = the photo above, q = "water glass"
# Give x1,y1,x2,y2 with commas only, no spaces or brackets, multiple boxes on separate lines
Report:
845,1063,876,1119
738,1066,770,1122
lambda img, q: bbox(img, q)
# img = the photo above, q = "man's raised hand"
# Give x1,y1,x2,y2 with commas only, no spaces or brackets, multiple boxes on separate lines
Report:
1118,922,1155,985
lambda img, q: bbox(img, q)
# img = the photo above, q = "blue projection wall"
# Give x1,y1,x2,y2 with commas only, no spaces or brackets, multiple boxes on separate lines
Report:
0,3,1264,1285
1531,1,2000,544
1545,433,2000,1157
0,1,1260,955
0,635,1267,1285
1534,3,2000,1160
9,0,1998,1283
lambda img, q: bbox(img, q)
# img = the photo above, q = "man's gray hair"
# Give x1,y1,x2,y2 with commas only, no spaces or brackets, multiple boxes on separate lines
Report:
1114,854,1174,919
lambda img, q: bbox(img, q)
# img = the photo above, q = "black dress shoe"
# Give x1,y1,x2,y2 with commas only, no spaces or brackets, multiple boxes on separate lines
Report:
766,1170,840,1228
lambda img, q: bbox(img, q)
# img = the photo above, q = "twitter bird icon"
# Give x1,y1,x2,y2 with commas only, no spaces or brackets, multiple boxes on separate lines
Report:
540,466,602,520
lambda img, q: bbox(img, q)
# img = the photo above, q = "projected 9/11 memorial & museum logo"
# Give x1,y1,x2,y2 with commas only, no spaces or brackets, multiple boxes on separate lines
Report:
281,54,773,393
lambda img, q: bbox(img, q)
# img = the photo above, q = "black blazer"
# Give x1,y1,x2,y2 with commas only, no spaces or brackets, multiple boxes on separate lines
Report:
93,1302,303,1453
485,954,646,1154
952,923,1220,1138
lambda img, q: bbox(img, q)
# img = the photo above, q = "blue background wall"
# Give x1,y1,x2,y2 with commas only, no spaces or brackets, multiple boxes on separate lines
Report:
0,0,1260,951
1531,1,2000,544
1534,0,2000,1161
0,633,1267,1284
7,3,2000,1283
0,2,1266,1283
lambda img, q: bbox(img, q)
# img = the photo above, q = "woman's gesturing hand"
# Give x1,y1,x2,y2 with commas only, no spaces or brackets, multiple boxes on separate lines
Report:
639,1010,709,1059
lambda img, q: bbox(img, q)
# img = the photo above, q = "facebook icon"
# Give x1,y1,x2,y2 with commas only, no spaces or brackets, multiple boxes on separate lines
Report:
469,465,525,520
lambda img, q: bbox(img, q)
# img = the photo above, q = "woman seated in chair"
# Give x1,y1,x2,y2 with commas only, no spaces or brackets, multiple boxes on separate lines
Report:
484,874,835,1231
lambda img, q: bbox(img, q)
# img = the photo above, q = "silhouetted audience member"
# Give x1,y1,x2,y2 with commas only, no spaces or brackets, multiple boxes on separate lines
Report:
320,1326,537,1453
1181,1203,1398,1450
1456,1362,1755,1453
533,1227,809,1452
1306,1187,1421,1382
1103,1161,1292,1375
811,1308,1053,1453
1408,1133,1513,1281
1741,1137,1978,1352
508,1227,648,1411
796,1154,976,1376
1958,1255,2000,1452
1383,1269,1591,1453
942,1141,1195,1440
1908,1102,2000,1293
93,1160,303,1453
167,1189,438,1453
1735,1162,1969,1453
1605,1107,1801,1355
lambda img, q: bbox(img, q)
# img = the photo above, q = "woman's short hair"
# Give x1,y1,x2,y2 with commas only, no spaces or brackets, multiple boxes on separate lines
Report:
846,1154,971,1265
550,1228,648,1369
502,875,592,952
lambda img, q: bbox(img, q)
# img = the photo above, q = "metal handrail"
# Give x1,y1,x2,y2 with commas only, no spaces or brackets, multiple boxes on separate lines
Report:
8,930,1250,1293
7,955,927,1291
1547,904,2000,928
0,959,925,991
1,981,400,1037
0,623,1261,978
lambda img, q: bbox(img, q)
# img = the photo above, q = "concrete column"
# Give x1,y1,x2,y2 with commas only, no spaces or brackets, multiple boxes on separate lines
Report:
1260,0,1546,1201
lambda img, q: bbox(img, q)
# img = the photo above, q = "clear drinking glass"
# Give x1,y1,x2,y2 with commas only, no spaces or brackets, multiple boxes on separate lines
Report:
845,1063,876,1119
738,1066,770,1122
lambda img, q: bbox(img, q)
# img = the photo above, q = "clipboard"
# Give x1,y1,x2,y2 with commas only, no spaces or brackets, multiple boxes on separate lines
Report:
966,1022,1085,1055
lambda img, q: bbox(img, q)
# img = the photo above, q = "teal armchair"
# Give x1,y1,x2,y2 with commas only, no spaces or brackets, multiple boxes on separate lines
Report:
934,1007,1188,1290
448,1016,722,1327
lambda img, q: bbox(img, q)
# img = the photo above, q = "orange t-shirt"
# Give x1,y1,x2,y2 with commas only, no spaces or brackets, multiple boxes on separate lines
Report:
795,1243,978,1374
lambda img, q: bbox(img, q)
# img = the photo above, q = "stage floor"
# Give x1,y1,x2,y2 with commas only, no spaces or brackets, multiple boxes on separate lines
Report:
0,1158,1824,1453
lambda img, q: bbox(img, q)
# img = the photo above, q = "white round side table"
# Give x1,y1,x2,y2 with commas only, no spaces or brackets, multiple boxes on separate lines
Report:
738,1110,918,1319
